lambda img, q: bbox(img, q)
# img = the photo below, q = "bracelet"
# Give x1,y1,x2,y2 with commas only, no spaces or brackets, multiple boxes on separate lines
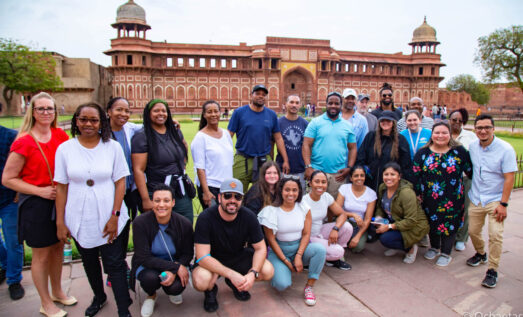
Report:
195,253,211,264
296,252,303,257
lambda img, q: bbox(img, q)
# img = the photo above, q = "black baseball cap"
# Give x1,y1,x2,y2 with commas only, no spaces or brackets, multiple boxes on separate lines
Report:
252,84,268,94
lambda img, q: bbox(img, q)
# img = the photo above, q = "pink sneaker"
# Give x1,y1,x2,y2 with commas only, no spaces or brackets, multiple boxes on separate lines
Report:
304,285,316,306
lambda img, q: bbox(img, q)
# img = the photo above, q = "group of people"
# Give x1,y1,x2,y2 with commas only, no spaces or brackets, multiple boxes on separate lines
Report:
0,82,517,317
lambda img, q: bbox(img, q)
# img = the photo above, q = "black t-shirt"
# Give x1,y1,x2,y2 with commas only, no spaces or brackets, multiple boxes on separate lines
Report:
131,128,185,189
194,205,264,263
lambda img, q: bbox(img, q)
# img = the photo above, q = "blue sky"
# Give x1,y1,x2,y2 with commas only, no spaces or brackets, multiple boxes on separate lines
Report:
0,0,521,86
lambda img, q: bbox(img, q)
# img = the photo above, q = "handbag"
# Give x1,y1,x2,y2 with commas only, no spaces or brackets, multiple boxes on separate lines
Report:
182,174,196,199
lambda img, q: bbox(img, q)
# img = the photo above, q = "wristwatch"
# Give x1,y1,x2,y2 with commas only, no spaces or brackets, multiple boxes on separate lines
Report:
332,226,340,232
500,202,508,207
388,224,392,230
305,164,312,169
249,269,259,279
112,210,121,217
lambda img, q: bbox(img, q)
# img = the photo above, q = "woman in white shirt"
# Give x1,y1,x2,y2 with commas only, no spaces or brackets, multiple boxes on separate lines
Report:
55,103,132,317
302,170,352,270
449,108,477,251
191,100,233,209
336,165,377,253
258,177,326,306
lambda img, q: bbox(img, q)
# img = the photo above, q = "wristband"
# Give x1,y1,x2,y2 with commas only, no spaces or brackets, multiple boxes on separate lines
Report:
500,202,508,207
195,253,211,264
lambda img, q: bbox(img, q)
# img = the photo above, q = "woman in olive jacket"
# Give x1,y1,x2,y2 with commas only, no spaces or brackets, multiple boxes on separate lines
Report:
372,162,429,264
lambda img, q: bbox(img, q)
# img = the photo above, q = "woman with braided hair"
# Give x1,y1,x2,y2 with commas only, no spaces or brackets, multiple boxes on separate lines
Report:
132,99,194,224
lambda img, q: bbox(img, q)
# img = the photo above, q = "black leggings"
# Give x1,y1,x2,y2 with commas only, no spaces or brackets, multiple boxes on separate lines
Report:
429,231,456,255
137,268,185,296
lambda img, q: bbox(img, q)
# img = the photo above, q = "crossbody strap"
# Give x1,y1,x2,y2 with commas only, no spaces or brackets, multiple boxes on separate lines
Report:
28,132,53,184
158,228,174,262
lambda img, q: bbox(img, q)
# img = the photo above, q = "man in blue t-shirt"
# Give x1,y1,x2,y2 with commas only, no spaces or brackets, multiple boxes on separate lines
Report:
228,85,289,189
275,95,308,190
303,92,357,198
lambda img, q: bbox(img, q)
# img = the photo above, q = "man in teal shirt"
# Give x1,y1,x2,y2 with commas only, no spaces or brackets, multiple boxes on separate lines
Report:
303,92,357,197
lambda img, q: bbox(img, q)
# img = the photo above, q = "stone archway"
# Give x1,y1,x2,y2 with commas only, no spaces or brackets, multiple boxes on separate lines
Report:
282,66,314,106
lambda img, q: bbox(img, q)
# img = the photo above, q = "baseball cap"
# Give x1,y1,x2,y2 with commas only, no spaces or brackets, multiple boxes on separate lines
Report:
358,94,370,102
342,88,357,99
220,178,244,195
378,110,397,122
252,84,268,94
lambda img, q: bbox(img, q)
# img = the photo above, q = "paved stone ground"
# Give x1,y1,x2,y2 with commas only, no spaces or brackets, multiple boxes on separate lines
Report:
2,190,522,317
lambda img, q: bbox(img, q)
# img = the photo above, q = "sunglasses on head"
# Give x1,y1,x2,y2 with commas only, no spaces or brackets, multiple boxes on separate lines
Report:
282,174,300,180
222,192,243,200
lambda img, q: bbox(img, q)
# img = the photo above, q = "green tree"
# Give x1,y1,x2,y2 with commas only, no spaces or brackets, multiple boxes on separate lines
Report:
0,38,62,115
446,74,490,105
475,25,523,93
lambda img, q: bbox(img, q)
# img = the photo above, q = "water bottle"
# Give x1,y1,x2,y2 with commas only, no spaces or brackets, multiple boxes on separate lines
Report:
63,241,73,263
159,272,168,282
371,217,390,225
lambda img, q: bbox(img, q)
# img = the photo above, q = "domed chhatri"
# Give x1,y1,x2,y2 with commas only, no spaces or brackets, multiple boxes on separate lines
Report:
116,0,147,24
409,16,440,54
411,16,438,43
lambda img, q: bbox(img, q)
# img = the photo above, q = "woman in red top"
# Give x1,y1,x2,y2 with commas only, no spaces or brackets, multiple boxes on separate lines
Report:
2,92,74,317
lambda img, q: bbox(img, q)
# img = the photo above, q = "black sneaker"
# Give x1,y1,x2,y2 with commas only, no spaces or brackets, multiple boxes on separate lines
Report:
466,252,487,267
481,269,498,288
224,278,251,301
0,268,5,285
85,295,107,317
203,284,219,313
8,283,25,300
326,260,352,271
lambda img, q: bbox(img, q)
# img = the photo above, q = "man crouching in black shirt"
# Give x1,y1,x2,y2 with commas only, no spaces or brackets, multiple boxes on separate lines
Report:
192,178,274,312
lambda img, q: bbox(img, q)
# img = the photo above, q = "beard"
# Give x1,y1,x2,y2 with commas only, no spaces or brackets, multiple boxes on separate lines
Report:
381,99,393,106
327,108,340,119
220,201,240,215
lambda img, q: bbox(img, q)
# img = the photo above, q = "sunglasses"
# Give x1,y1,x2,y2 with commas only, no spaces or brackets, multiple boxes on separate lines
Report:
77,117,100,124
382,94,393,97
450,118,463,123
222,192,243,200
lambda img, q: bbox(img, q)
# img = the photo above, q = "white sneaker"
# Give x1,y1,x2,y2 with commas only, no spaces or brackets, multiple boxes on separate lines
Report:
403,244,418,264
141,297,156,317
384,249,399,256
435,254,452,267
169,294,183,305
455,241,466,251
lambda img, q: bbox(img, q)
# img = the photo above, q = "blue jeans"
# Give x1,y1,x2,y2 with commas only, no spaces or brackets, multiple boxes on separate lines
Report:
379,230,408,252
268,239,326,291
0,202,23,285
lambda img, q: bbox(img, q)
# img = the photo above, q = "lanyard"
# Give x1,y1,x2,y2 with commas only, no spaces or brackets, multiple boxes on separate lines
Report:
408,129,422,154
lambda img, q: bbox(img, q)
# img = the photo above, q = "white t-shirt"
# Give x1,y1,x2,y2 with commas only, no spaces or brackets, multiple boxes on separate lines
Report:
258,202,309,242
338,184,377,220
54,138,130,248
190,128,233,188
302,192,334,236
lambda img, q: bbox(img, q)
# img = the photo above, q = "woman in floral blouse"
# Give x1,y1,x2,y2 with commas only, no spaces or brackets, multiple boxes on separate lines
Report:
413,122,472,267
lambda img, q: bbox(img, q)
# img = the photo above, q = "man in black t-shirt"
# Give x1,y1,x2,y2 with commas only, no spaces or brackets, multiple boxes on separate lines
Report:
192,178,274,313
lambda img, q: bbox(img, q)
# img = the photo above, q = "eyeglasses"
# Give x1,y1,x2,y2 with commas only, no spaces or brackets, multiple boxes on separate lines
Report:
77,117,100,124
222,192,243,201
475,126,493,131
34,107,55,114
382,94,393,97
450,118,463,123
